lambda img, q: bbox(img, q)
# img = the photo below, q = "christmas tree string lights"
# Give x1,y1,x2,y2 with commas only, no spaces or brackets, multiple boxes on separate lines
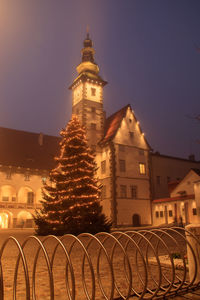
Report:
34,115,111,235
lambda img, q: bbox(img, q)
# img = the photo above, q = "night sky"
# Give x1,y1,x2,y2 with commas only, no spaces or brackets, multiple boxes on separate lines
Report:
0,1,200,160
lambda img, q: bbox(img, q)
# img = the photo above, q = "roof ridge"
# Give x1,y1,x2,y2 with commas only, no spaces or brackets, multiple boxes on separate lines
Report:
99,104,131,145
0,126,59,139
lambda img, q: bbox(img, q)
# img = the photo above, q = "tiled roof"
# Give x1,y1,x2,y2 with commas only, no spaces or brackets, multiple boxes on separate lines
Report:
100,104,151,150
153,194,195,203
0,127,60,170
100,104,130,144
151,152,200,163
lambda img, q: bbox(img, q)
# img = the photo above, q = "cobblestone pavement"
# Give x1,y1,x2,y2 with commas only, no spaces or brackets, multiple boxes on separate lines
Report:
0,229,198,300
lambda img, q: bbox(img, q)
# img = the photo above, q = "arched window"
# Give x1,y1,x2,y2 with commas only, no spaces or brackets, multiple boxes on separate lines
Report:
0,185,16,202
18,187,34,204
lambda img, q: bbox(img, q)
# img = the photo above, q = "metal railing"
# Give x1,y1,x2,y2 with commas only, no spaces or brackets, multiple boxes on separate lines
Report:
0,227,200,299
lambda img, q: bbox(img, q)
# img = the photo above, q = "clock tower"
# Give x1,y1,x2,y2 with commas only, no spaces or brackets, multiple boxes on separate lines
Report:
69,33,107,149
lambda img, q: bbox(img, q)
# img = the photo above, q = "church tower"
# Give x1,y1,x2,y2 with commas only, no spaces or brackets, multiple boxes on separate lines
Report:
69,33,107,149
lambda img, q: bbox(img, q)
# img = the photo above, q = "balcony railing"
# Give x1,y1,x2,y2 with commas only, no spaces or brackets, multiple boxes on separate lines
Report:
0,202,42,209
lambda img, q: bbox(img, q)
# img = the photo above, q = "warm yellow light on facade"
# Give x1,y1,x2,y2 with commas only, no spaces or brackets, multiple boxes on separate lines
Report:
139,163,146,174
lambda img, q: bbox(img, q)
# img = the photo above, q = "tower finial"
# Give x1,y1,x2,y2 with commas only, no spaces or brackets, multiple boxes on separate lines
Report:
86,25,90,39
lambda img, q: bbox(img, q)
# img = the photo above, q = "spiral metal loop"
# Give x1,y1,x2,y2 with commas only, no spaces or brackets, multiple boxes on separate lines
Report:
0,227,200,299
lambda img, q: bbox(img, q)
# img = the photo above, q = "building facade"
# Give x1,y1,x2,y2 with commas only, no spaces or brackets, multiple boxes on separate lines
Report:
69,34,152,227
152,169,200,226
0,128,59,228
0,34,200,229
150,153,200,199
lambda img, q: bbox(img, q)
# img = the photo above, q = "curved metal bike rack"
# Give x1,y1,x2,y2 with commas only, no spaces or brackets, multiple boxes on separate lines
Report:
0,227,199,299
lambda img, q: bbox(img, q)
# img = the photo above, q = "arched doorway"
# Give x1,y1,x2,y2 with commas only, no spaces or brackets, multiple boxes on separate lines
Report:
17,211,33,228
0,212,9,228
0,211,13,228
132,214,141,227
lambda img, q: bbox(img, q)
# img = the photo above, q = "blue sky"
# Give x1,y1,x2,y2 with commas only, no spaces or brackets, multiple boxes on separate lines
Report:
0,0,200,159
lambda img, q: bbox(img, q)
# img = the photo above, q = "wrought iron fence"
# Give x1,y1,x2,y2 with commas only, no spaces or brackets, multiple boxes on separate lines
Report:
0,227,200,299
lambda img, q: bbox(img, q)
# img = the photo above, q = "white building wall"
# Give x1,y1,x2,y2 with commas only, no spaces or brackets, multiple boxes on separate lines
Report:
113,107,151,226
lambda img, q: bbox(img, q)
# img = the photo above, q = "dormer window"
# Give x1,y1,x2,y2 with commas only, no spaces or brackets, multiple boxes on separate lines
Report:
91,87,96,96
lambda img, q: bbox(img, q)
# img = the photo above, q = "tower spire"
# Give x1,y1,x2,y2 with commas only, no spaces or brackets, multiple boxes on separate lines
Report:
69,32,107,88
82,29,94,63
86,25,90,39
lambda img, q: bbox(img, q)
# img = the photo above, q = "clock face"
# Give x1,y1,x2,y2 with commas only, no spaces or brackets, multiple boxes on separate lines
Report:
73,82,102,105
73,85,83,105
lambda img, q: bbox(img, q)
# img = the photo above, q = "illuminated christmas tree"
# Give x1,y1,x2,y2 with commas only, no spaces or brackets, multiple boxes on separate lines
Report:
34,115,111,235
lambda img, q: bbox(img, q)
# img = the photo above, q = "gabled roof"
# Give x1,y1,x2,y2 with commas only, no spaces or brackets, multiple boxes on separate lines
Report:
0,127,60,170
170,168,200,196
99,104,130,145
99,104,151,150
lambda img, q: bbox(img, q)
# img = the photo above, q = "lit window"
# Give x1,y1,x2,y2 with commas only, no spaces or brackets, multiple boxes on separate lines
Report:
119,144,125,152
155,211,159,218
91,87,96,96
120,185,127,198
130,185,137,199
101,185,106,198
27,192,34,204
101,160,106,174
91,123,96,130
139,163,146,175
119,160,126,172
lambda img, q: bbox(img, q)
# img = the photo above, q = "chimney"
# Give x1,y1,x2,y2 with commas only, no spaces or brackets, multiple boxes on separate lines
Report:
38,133,44,146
